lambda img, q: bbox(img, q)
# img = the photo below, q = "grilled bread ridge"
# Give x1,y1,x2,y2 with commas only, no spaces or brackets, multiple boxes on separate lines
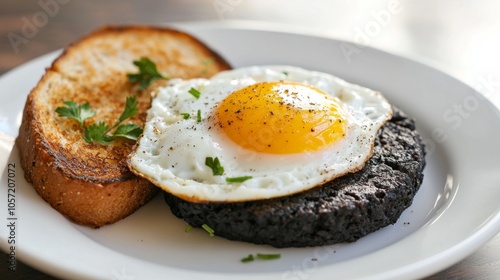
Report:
16,26,232,228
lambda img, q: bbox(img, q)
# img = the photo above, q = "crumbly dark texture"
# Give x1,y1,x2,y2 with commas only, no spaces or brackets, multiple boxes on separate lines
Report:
164,107,426,247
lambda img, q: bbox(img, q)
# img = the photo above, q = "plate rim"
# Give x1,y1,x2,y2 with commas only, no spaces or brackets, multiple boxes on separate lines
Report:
0,20,499,280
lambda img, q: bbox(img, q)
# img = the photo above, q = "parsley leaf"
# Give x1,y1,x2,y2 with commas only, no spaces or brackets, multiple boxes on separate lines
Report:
201,224,215,237
113,124,142,141
241,253,280,263
226,176,252,183
127,57,167,90
105,94,143,142
83,122,114,145
256,253,281,260
197,109,202,123
205,157,224,175
181,113,190,119
55,101,96,126
56,95,143,145
115,95,139,125
188,87,201,99
241,254,254,263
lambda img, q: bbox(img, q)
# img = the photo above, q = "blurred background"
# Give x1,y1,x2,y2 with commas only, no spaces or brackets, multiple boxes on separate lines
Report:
1,0,499,279
2,0,500,101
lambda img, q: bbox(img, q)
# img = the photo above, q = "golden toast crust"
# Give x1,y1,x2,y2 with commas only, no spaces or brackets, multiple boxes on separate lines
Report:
16,25,231,227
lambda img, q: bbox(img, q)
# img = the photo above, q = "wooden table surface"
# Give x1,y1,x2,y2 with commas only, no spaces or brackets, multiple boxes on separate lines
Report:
1,1,499,279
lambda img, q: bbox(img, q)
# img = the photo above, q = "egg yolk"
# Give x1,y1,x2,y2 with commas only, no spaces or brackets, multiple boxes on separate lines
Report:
214,81,348,154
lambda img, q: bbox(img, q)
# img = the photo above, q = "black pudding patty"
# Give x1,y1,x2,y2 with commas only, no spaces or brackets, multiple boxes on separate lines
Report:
164,107,426,248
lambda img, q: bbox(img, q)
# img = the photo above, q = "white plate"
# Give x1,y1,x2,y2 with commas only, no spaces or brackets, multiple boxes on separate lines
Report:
1,21,500,280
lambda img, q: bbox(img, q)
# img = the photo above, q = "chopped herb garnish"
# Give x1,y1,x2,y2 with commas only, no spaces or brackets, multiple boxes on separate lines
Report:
241,254,254,263
116,94,140,124
127,57,167,90
201,224,215,237
256,253,281,260
55,101,96,126
83,122,114,145
185,224,192,233
56,95,143,145
112,123,143,140
205,157,224,175
188,87,201,99
197,109,202,123
181,113,190,120
282,71,288,76
226,176,252,183
241,253,281,263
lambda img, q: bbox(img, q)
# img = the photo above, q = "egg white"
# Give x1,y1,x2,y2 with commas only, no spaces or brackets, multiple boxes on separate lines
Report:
128,66,392,202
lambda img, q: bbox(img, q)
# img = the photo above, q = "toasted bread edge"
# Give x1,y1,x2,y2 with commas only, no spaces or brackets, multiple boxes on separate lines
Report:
16,71,158,228
16,25,232,227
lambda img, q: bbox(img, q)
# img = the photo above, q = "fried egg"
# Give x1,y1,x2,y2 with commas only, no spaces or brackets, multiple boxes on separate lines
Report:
128,66,392,202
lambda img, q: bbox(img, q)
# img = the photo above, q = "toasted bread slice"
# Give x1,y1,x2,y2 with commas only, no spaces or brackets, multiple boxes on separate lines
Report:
16,26,231,228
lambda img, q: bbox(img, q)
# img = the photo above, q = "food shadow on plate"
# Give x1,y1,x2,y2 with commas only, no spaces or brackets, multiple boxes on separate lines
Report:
74,135,454,274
